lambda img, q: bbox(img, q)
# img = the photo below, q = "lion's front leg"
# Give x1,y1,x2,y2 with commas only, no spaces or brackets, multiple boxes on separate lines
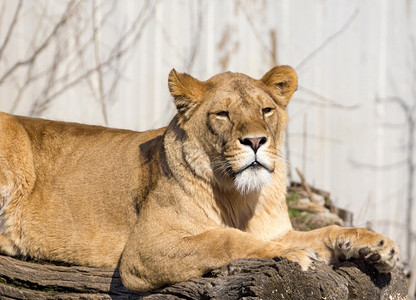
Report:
119,225,319,292
0,234,18,256
277,225,399,272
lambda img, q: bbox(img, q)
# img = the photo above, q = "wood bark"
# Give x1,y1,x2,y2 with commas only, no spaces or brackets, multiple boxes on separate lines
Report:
0,254,407,299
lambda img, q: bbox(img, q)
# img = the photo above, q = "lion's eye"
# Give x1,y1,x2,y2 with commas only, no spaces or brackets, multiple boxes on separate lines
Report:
262,107,274,116
215,111,229,118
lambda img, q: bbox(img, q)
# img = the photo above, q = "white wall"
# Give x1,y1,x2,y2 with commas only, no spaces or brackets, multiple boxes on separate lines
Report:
0,0,415,265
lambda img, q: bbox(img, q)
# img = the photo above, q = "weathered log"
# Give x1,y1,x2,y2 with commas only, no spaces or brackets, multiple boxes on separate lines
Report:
0,254,407,299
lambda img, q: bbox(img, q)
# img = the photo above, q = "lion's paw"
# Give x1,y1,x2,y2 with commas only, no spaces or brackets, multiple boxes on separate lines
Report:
333,229,399,272
281,248,318,271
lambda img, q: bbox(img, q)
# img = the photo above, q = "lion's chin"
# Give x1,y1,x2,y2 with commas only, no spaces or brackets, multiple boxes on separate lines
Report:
234,167,271,194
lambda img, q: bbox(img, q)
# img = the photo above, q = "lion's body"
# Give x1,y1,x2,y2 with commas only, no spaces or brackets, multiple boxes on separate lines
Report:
0,66,399,291
0,114,166,266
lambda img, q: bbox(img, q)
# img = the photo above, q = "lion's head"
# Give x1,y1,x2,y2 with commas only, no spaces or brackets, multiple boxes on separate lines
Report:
167,66,297,194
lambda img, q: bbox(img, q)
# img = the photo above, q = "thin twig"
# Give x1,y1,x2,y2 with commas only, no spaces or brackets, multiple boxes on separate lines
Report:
186,1,205,71
295,167,318,204
297,86,360,110
296,8,359,70
30,41,63,116
30,1,157,116
92,0,108,125
239,1,275,64
11,57,36,113
27,1,157,117
0,1,79,85
349,158,407,171
294,97,360,110
0,0,23,60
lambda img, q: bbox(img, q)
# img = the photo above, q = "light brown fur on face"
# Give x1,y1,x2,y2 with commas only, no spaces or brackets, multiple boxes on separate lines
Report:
0,66,399,291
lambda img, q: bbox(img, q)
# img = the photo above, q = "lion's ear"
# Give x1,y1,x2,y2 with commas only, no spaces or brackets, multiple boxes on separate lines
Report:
168,69,205,121
261,65,298,107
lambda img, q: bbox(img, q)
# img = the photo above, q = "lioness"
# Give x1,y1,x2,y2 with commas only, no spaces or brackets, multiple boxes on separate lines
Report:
0,66,398,291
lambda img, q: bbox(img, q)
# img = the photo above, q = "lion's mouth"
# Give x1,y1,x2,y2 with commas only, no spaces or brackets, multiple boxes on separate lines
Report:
232,160,274,193
236,160,269,175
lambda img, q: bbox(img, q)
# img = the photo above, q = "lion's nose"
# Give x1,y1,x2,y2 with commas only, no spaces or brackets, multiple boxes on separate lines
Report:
239,136,267,153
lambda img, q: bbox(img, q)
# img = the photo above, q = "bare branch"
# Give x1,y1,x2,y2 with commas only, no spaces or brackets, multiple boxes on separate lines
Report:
186,1,205,71
29,1,158,116
296,8,359,70
0,0,23,60
289,132,342,144
10,59,36,113
238,1,275,64
295,167,318,204
107,1,158,62
92,0,108,125
157,21,187,64
294,97,360,110
376,96,414,118
0,1,80,86
269,29,278,66
29,41,63,116
297,86,360,110
348,158,407,171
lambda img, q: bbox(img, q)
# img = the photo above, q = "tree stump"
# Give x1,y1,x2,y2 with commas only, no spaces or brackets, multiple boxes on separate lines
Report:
0,254,407,299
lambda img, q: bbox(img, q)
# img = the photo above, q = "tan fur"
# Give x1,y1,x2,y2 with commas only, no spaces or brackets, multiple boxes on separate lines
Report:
0,66,399,291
